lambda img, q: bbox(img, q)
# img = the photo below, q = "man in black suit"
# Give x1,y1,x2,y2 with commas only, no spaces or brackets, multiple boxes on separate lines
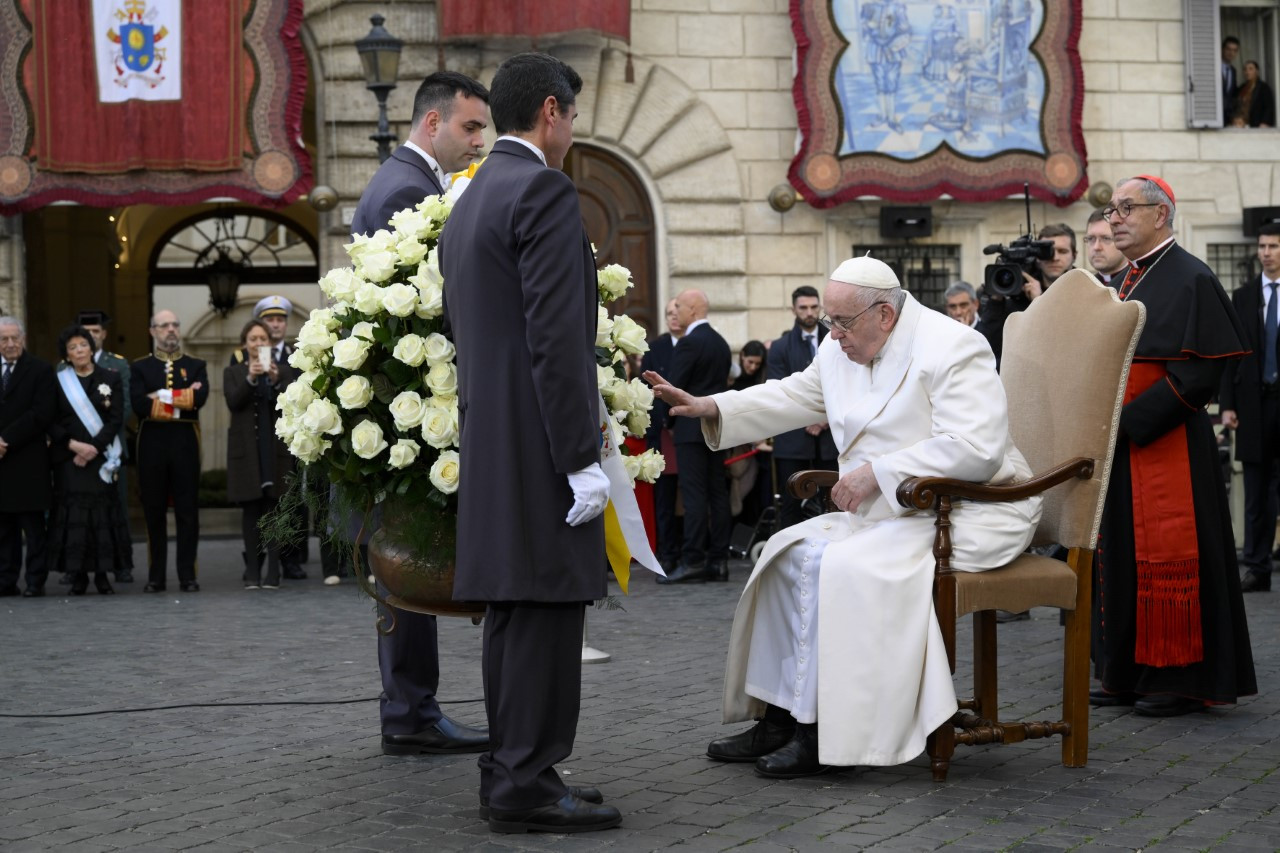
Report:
131,310,209,593
1222,36,1240,125
350,71,491,759
658,289,732,584
1220,222,1280,592
0,317,55,597
639,298,684,572
768,286,837,530
440,52,621,834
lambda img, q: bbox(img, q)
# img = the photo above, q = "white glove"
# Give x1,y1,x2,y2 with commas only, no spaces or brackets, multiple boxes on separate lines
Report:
565,462,610,527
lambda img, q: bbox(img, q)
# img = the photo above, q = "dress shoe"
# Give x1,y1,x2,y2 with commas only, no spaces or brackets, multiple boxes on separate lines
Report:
707,717,796,762
1134,694,1204,717
21,588,45,598
282,565,308,580
381,715,489,755
656,562,709,584
1089,688,1139,707
478,786,602,820
115,569,134,583
179,582,200,592
708,560,729,582
58,572,73,585
488,792,621,834
1241,571,1271,593
995,609,1030,623
754,723,834,779
143,583,166,593
71,575,89,596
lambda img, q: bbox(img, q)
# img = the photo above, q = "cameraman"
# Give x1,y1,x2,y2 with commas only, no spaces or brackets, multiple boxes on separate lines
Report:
978,223,1077,365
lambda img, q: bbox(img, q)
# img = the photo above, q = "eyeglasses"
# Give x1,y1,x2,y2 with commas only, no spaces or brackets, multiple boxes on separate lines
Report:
1101,201,1160,221
151,321,180,330
819,302,884,334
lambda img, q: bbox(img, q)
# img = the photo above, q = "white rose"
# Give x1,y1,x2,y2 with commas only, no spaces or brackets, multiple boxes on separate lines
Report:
420,405,458,449
318,269,360,304
392,333,428,367
343,232,371,264
367,229,397,253
301,398,344,436
408,253,444,318
388,391,428,431
331,337,371,371
607,378,638,414
429,449,461,494
287,348,316,372
425,362,458,397
381,282,419,318
423,333,455,365
288,431,329,464
275,415,300,444
628,377,654,411
610,314,648,355
597,364,619,391
597,263,631,302
444,175,471,206
351,420,388,459
336,375,373,410
350,321,377,341
595,307,614,348
359,250,397,283
353,282,384,315
389,207,431,241
637,449,665,483
296,319,337,353
297,369,322,389
279,380,316,415
309,307,340,330
626,409,651,437
396,236,429,267
417,195,450,228
388,438,421,469
623,453,643,481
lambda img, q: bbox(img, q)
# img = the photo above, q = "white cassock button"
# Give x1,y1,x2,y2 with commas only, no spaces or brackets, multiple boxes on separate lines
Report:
822,523,832,530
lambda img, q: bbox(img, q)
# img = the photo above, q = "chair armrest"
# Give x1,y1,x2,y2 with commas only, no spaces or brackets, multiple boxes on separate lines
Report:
787,469,840,500
896,457,1095,511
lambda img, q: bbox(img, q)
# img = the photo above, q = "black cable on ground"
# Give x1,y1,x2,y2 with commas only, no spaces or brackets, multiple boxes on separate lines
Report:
0,696,485,718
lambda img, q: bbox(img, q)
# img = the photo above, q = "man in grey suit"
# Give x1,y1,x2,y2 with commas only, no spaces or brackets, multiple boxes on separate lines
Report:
440,53,621,834
350,71,490,758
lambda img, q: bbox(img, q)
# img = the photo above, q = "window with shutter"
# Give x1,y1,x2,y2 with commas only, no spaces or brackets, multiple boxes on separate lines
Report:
1185,0,1224,128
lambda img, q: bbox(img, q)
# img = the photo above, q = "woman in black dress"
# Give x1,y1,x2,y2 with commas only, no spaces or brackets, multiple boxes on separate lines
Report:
46,325,128,595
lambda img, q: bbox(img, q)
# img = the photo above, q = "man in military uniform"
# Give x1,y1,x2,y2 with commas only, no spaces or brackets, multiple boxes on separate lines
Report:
131,309,208,593
75,310,135,583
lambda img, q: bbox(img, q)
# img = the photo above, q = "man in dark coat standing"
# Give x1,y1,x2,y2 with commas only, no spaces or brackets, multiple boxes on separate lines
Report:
768,285,837,529
1219,222,1280,592
639,298,684,572
657,289,732,584
0,317,55,597
1091,175,1256,717
440,52,621,834
350,71,491,759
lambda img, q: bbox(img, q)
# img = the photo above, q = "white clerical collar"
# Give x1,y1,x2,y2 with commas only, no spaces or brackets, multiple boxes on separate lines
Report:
497,135,548,166
404,140,450,187
684,318,709,335
1128,235,1176,266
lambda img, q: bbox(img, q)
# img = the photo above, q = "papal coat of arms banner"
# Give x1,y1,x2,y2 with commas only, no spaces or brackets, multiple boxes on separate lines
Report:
0,0,311,212
788,0,1088,208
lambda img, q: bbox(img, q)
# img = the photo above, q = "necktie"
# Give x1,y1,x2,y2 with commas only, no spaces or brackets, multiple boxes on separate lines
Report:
805,334,816,357
1,361,10,394
1266,282,1278,384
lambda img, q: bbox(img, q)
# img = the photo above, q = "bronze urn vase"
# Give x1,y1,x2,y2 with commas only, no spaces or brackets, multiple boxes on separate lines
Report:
366,522,485,621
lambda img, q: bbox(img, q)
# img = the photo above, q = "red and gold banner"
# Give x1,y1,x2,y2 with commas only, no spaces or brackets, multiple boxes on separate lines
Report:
440,0,629,41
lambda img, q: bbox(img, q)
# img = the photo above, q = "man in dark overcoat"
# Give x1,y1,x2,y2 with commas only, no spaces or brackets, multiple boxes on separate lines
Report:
439,52,622,834
350,71,491,758
1219,222,1280,592
0,317,55,597
639,298,684,572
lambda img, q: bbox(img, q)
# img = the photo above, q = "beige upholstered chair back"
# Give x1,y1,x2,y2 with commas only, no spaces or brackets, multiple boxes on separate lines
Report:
1000,270,1145,549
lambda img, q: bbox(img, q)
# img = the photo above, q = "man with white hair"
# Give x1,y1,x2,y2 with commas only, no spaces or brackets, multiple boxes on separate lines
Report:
646,256,1041,777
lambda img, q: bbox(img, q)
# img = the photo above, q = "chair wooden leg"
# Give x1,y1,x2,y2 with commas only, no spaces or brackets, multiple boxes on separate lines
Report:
1061,548,1092,768
973,610,998,722
928,721,954,782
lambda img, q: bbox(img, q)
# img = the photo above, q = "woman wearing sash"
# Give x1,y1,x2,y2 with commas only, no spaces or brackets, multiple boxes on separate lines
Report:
46,325,127,595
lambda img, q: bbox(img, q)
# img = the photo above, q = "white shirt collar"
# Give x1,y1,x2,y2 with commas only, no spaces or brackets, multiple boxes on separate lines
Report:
497,135,548,166
684,318,709,335
1127,235,1177,266
403,140,450,188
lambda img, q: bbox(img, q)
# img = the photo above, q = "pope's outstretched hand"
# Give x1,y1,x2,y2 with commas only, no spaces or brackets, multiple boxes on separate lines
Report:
641,371,720,420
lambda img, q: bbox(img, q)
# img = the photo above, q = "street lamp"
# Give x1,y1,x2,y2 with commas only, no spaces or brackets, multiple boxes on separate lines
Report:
355,14,403,163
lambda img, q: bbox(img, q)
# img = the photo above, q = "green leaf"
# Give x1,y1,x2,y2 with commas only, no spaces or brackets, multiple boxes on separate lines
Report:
381,359,415,387
427,489,448,509
395,476,413,496
371,373,397,405
372,325,392,346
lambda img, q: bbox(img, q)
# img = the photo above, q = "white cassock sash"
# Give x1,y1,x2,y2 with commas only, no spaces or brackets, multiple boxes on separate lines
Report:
59,369,122,485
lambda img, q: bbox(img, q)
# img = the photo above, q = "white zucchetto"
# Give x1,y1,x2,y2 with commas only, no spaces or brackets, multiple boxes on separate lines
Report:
829,255,900,290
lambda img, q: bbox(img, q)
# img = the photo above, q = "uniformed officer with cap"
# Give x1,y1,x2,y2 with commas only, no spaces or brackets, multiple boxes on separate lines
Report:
131,309,208,593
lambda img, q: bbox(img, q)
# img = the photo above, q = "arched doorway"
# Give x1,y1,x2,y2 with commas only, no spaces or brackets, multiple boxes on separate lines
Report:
564,144,658,336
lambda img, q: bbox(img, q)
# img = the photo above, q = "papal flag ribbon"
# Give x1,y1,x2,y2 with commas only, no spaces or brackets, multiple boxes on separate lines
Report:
598,396,664,594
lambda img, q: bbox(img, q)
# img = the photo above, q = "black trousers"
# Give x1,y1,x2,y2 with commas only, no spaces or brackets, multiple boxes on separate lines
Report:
377,590,442,735
137,423,200,585
0,511,48,592
1240,392,1280,576
240,496,280,585
773,456,840,530
652,472,681,567
479,601,585,811
675,442,730,568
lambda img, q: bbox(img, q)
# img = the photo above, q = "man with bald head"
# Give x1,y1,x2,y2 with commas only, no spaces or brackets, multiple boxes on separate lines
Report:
131,310,209,592
656,289,732,584
646,257,1040,776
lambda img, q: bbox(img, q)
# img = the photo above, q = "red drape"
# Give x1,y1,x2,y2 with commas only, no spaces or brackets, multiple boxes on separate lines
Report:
439,0,629,41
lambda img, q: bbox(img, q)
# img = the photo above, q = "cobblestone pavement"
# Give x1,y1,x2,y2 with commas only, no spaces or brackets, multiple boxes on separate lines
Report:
1,537,1277,852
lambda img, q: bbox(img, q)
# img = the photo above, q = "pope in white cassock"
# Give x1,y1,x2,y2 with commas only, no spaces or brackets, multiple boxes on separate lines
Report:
645,256,1042,778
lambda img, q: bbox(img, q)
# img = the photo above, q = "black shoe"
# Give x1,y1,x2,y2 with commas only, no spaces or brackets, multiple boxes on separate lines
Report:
656,563,709,584
1089,688,1139,707
754,724,834,779
94,575,115,595
707,717,796,762
21,588,45,598
179,582,200,592
282,565,308,580
479,786,602,820
995,610,1030,623
1134,694,1204,717
489,792,621,834
708,560,729,582
58,573,73,585
143,583,166,593
381,715,489,755
115,570,134,583
1241,571,1271,592
71,575,89,596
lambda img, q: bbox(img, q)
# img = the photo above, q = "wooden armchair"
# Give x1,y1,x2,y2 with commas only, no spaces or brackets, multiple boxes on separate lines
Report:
790,270,1145,781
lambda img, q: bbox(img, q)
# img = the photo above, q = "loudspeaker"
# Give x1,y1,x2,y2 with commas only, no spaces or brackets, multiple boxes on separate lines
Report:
879,206,933,239
1243,206,1280,237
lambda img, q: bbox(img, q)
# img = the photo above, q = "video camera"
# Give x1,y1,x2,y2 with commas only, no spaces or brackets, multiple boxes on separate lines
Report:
982,183,1055,299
